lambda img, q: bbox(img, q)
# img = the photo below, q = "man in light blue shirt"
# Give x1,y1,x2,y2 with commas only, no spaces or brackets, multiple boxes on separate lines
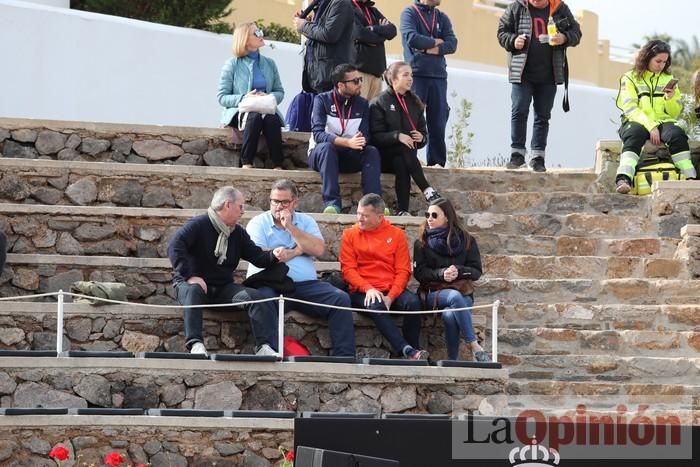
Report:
246,179,356,356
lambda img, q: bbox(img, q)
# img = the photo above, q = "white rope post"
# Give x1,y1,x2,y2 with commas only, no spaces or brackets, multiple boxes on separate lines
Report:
491,300,500,363
56,289,64,356
277,295,285,359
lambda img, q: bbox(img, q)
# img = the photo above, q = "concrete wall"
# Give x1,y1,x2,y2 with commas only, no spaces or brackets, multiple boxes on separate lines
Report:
226,0,631,89
0,0,620,168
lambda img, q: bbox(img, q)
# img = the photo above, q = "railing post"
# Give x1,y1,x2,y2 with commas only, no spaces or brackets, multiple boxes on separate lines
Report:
56,290,64,356
277,295,285,359
491,300,500,363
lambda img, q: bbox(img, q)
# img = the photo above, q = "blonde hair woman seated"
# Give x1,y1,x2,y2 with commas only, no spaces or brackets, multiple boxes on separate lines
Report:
217,22,285,169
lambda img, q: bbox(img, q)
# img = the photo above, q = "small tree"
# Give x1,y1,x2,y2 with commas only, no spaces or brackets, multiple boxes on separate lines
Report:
71,0,233,33
446,91,474,168
255,19,301,44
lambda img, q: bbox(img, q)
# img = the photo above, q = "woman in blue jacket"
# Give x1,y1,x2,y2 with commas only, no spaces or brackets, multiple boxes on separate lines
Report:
218,22,285,169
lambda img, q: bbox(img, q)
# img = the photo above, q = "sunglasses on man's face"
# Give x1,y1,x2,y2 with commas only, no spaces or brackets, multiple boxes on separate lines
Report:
253,29,264,38
342,77,363,85
424,212,440,219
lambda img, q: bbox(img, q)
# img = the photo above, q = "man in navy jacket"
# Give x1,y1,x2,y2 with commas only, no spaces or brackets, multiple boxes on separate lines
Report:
308,64,382,214
400,0,458,167
168,186,283,356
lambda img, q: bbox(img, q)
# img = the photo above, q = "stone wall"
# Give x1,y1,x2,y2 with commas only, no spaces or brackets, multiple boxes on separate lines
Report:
1,206,668,262
0,119,311,169
0,359,507,415
0,420,293,466
0,301,488,362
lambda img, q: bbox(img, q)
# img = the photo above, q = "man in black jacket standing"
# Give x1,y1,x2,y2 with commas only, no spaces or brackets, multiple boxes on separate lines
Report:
168,186,283,356
294,0,355,94
352,0,397,102
497,0,581,173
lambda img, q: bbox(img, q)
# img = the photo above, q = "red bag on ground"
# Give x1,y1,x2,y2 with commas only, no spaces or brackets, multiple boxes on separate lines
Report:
284,336,311,357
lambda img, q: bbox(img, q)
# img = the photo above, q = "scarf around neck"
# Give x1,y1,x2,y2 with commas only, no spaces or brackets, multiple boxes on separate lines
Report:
207,207,233,265
426,226,465,257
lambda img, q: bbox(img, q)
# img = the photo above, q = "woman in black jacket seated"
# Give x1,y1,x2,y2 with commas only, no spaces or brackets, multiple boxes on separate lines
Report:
413,197,489,362
370,61,440,216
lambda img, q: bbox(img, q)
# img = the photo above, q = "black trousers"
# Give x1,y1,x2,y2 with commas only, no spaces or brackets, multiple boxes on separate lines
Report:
232,112,284,167
619,121,689,156
380,146,431,212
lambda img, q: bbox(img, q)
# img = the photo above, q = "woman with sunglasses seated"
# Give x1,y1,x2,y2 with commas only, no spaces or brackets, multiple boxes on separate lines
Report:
413,197,489,362
615,40,696,194
218,23,285,169
370,62,440,216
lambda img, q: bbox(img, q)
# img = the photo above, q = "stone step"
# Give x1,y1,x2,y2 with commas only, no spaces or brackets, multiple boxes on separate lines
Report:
508,378,700,398
0,300,491,361
0,117,599,194
0,356,507,417
0,158,623,217
0,414,294,466
1,204,675,260
4,254,700,305
495,328,700,358
503,354,700,385
445,189,648,216
3,254,693,303
476,303,700,332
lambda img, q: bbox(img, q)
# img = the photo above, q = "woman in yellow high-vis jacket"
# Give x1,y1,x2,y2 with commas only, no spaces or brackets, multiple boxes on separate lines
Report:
615,40,696,194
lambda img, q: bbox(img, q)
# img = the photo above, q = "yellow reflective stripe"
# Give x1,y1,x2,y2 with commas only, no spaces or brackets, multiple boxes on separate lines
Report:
623,108,636,116
621,98,637,106
636,85,650,93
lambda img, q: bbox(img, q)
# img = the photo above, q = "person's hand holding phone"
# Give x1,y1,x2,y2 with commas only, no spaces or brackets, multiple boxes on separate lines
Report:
663,78,679,99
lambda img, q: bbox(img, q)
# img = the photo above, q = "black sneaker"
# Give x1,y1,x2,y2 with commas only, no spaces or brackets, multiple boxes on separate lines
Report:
529,156,546,173
506,153,526,169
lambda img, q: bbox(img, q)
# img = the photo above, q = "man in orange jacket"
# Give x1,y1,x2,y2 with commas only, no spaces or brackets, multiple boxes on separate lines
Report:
339,193,428,360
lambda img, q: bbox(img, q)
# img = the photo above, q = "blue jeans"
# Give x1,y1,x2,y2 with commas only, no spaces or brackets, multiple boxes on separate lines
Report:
176,281,277,350
350,289,422,355
257,280,356,357
426,289,476,361
510,81,557,156
308,142,382,210
413,77,449,167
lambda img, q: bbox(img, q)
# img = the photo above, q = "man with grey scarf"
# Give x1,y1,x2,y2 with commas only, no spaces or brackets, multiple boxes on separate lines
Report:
168,186,284,356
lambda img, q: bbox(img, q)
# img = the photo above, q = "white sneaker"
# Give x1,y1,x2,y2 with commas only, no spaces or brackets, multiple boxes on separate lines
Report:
255,343,278,357
190,342,207,356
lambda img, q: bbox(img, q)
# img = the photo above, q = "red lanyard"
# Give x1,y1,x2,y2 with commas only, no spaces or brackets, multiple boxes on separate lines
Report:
352,0,373,26
395,92,416,132
412,4,436,36
331,92,353,136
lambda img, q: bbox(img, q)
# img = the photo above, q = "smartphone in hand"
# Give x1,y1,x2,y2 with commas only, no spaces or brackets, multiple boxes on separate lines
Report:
663,78,679,92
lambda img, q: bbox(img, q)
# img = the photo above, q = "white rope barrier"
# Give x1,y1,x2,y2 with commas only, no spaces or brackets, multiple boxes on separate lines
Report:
0,290,501,363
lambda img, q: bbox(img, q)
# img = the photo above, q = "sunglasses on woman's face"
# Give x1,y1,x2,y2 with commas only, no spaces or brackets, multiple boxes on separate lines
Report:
424,212,440,219
253,29,264,38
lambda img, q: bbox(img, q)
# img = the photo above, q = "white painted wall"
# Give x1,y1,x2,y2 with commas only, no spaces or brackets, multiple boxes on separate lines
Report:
26,0,68,7
0,0,619,168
